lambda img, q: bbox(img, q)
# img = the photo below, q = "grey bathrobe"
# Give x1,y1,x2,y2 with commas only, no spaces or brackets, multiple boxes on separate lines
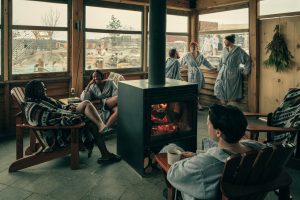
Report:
167,140,263,200
214,46,251,101
181,52,214,91
166,58,181,80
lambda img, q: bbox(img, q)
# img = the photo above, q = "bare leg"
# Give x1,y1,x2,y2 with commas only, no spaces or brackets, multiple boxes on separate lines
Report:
76,100,106,132
197,95,204,110
220,99,227,105
87,123,111,158
106,106,118,127
104,96,118,127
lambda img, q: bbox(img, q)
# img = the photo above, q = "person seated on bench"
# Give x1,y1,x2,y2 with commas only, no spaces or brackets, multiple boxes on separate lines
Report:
24,80,121,164
163,104,264,200
81,70,118,129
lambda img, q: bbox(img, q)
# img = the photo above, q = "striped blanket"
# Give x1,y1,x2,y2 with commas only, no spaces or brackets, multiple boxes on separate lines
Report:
269,88,300,142
24,97,88,151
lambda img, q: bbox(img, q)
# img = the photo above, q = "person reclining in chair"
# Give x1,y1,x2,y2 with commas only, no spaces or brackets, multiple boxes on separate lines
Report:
164,104,264,200
24,80,121,164
80,70,118,129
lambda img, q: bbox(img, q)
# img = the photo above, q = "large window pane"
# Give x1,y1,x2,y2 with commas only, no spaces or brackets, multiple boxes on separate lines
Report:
13,0,67,27
260,0,300,16
12,30,68,74
199,8,249,32
86,7,141,31
166,35,188,58
85,32,141,70
167,15,188,33
199,33,249,66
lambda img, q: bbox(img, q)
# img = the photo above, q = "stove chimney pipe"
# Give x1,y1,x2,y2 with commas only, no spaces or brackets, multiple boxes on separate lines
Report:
148,0,166,85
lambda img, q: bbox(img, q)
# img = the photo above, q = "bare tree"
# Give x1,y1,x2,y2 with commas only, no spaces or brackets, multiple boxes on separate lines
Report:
41,9,60,57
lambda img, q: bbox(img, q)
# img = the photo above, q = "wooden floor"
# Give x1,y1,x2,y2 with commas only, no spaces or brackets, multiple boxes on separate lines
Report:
0,111,299,200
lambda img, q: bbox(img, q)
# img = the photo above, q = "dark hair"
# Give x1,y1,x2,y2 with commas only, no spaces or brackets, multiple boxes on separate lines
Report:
89,70,105,81
189,41,198,47
169,48,177,58
208,104,247,143
25,79,44,101
225,34,235,44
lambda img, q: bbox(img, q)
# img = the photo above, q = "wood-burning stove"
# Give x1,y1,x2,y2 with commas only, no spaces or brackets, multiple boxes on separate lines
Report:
117,78,198,176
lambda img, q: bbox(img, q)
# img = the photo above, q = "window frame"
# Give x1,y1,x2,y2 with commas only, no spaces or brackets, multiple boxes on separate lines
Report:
84,1,144,75
258,0,300,19
9,0,70,80
198,6,250,66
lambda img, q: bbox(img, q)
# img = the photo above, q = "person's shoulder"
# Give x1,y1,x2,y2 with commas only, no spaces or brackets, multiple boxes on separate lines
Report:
240,139,265,150
195,147,228,163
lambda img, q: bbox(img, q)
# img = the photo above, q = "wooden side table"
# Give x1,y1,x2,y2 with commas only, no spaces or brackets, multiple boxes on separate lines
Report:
155,153,177,200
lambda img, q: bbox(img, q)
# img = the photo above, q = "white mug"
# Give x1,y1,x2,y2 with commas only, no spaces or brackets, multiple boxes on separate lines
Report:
167,148,182,165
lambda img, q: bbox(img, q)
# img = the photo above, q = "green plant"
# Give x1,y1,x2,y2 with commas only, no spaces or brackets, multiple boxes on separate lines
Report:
264,25,293,72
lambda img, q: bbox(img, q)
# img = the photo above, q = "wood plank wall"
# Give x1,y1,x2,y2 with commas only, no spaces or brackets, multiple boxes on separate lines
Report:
0,85,4,132
259,16,300,113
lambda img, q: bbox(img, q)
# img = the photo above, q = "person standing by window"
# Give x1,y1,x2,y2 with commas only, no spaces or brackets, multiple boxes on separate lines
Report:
166,48,181,80
214,34,251,106
181,41,217,110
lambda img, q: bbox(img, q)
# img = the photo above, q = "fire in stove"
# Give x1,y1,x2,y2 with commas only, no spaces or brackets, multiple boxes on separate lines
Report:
151,102,191,135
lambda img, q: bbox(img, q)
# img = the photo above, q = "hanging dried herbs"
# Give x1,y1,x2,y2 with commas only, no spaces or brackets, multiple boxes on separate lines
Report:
264,25,293,72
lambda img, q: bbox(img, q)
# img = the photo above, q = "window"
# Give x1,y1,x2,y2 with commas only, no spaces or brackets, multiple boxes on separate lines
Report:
166,14,188,59
260,0,300,16
85,6,143,71
198,8,249,66
12,0,68,75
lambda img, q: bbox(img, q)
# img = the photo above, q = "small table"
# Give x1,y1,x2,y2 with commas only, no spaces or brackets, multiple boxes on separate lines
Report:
155,153,177,200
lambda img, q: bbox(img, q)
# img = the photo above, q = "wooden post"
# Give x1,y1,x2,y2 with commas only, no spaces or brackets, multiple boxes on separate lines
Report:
190,9,199,44
248,0,259,112
143,6,148,73
71,0,84,95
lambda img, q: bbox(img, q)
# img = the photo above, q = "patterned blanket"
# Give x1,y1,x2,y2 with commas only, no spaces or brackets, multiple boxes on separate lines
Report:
269,88,300,141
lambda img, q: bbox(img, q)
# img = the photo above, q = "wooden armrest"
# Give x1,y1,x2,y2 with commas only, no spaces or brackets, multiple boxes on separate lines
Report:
16,122,86,130
247,124,299,133
155,153,171,173
243,112,268,117
221,171,292,198
15,111,23,117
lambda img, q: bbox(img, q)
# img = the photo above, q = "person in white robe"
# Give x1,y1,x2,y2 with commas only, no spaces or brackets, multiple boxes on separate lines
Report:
181,41,217,110
81,70,118,128
214,34,251,105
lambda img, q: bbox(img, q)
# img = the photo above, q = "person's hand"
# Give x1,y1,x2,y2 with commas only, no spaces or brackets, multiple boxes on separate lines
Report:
85,80,95,92
212,67,218,72
67,103,77,112
181,151,195,158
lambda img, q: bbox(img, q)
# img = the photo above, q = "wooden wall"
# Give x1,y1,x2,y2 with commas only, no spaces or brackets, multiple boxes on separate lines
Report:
0,85,5,132
259,16,300,113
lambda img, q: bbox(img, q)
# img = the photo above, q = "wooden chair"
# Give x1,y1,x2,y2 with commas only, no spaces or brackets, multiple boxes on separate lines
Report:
9,87,85,172
155,143,295,200
245,88,300,169
107,71,125,85
221,143,295,200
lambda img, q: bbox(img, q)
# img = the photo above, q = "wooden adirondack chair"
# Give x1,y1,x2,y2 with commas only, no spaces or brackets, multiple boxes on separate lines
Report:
245,88,300,169
9,87,85,172
155,143,295,200
221,143,295,200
